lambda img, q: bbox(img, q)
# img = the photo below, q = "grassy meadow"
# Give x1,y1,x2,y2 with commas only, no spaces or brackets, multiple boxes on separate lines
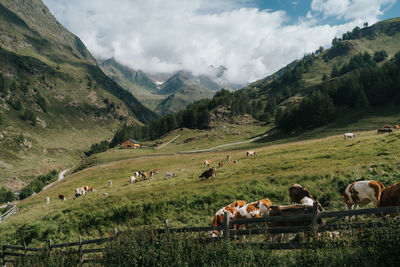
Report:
1,128,400,245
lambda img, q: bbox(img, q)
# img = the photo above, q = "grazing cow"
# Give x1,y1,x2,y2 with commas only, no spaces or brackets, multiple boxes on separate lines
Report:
289,184,323,211
342,180,385,215
74,188,86,200
103,193,108,196
218,162,224,168
142,172,149,180
165,172,175,179
149,169,159,178
83,186,93,192
378,128,393,134
58,194,65,201
344,133,356,139
226,155,231,162
211,205,237,237
251,199,273,217
134,171,142,179
46,197,50,204
378,182,400,207
289,184,312,204
246,151,256,158
130,176,138,184
234,200,272,231
204,160,212,167
395,125,400,131
199,168,216,180
108,180,112,186
233,160,238,164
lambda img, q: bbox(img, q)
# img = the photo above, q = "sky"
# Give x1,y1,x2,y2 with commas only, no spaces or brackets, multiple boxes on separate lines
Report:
42,0,399,85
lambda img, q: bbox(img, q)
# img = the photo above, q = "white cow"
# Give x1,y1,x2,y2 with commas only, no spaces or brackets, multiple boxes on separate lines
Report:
344,133,355,139
299,196,314,206
46,197,50,204
130,176,138,184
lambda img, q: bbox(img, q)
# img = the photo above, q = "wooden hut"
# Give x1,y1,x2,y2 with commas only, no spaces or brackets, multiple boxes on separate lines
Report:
121,139,141,149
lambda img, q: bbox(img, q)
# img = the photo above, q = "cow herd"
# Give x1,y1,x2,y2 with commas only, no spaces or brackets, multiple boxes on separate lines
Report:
211,179,400,237
199,152,252,181
211,184,321,237
130,169,159,184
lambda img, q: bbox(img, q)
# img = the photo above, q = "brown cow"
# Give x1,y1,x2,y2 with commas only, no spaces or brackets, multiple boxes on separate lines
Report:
378,182,400,207
267,205,323,228
218,162,224,168
58,194,65,201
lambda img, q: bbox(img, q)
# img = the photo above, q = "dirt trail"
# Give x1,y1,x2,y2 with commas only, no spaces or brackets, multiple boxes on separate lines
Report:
42,167,72,191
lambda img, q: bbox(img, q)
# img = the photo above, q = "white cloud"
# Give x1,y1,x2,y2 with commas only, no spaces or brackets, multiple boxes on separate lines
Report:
41,0,392,84
311,0,396,23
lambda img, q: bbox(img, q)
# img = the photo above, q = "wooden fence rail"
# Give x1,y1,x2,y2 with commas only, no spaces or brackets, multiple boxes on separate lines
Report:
0,205,17,224
1,229,118,267
2,203,400,265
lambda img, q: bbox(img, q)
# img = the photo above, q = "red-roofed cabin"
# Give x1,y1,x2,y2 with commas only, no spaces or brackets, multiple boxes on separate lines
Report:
121,139,141,149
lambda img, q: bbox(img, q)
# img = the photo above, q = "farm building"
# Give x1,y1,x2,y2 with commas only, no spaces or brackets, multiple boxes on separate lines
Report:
121,139,141,149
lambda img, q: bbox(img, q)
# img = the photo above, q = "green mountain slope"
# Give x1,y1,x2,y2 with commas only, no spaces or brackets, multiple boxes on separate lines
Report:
156,71,215,114
100,62,217,115
99,58,166,112
246,17,400,103
0,0,157,184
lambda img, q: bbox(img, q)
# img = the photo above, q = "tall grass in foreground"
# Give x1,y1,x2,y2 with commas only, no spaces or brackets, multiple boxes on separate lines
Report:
13,218,400,266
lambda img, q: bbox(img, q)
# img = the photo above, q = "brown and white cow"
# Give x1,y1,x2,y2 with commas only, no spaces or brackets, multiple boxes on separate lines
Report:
58,194,65,201
342,180,385,210
378,182,400,207
211,200,246,237
246,151,256,158
235,199,272,230
83,186,93,192
289,184,323,211
218,162,224,168
204,160,212,167
226,155,231,162
149,169,159,178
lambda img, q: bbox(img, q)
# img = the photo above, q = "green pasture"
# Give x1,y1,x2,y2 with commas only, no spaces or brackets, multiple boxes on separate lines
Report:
1,129,400,245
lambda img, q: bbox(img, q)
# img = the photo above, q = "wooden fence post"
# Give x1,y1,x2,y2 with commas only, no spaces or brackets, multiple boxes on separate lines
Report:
311,201,319,248
222,211,230,239
48,239,52,257
2,241,5,267
79,236,83,267
23,242,27,258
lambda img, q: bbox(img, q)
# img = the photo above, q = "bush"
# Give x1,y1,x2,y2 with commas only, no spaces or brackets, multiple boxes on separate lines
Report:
0,187,14,203
19,186,33,200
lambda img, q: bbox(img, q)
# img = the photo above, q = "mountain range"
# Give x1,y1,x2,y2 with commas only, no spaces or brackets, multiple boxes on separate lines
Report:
100,59,242,115
0,0,156,180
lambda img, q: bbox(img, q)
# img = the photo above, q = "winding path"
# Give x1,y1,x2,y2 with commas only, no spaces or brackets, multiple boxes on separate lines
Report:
177,133,268,154
42,167,72,191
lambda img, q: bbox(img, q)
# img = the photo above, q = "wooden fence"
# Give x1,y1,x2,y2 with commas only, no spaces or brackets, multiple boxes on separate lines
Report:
0,204,17,224
2,203,400,266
